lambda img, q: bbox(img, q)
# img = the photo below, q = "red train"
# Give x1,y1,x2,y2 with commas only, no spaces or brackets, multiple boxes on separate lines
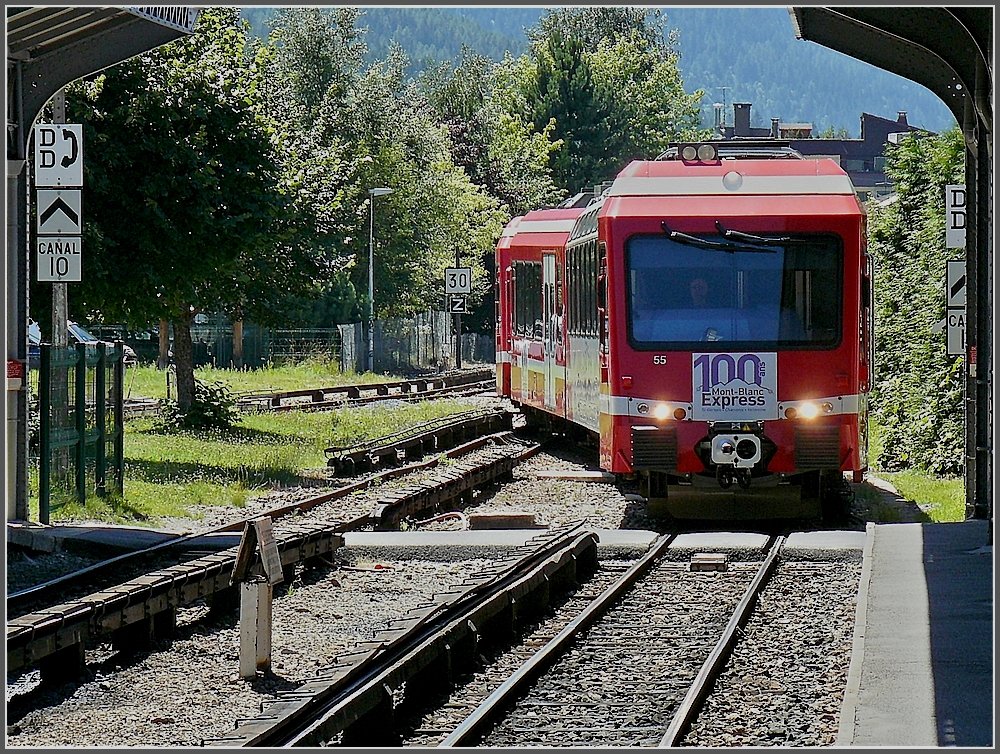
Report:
495,142,872,519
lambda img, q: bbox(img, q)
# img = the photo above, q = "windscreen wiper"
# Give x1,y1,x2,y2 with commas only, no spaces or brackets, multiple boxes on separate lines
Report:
714,220,806,246
661,222,776,254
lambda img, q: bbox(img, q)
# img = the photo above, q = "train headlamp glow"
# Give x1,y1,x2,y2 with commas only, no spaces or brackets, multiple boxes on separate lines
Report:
797,402,820,420
653,404,671,421
784,401,836,420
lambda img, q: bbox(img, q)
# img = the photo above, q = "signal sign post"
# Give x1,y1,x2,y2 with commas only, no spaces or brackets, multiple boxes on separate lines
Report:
946,260,966,357
34,123,84,278
445,264,472,369
33,90,84,361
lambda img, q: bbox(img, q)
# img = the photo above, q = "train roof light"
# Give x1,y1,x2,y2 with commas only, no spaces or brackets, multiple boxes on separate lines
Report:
676,143,719,163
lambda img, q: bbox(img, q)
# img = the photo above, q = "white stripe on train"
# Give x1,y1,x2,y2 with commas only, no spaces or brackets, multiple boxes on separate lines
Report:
608,174,856,197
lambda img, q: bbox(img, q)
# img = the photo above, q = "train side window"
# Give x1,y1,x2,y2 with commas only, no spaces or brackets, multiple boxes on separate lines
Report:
512,262,520,336
587,240,596,335
572,247,580,336
566,249,577,335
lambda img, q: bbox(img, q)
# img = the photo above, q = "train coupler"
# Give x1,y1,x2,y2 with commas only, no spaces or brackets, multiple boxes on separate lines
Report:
716,466,753,490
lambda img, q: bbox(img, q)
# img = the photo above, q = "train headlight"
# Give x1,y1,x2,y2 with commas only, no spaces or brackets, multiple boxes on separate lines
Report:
636,402,649,415
680,144,698,161
653,404,670,421
821,402,834,414
798,402,820,420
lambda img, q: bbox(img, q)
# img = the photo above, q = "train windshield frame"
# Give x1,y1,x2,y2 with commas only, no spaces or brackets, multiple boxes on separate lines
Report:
625,233,843,351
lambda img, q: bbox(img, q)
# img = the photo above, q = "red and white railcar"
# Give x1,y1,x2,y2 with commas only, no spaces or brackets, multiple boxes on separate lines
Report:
496,143,873,518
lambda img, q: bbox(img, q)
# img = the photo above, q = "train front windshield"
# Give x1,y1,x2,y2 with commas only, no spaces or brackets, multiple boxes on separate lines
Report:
626,234,842,349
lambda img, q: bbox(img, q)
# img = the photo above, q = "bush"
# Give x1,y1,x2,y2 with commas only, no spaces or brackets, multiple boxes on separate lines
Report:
160,378,238,430
868,127,965,475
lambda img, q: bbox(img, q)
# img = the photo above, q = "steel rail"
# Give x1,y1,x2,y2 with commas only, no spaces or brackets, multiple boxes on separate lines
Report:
234,367,492,402
658,535,786,747
324,408,504,464
264,380,495,413
205,523,598,747
9,432,543,678
438,532,678,747
8,426,525,618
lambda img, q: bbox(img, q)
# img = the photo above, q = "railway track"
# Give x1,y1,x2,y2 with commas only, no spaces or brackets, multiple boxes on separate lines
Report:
456,537,783,748
7,421,541,683
122,368,495,419
202,535,788,747
235,369,493,413
203,523,602,747
325,408,512,475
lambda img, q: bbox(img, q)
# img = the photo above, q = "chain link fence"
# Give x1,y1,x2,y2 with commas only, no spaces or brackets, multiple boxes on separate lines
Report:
101,312,495,374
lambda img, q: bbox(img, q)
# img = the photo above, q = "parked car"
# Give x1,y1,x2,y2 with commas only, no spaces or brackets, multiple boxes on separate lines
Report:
27,319,137,367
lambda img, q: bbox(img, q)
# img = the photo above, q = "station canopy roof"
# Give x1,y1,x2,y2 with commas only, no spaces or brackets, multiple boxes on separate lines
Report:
6,6,200,155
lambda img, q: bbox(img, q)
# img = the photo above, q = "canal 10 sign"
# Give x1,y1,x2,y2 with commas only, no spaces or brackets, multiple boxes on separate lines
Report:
34,124,83,282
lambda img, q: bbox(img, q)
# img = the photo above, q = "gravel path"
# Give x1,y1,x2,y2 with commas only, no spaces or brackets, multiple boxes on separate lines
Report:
7,558,491,746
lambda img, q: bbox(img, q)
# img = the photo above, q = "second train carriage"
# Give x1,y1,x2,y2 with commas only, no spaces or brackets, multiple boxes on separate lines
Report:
496,143,873,518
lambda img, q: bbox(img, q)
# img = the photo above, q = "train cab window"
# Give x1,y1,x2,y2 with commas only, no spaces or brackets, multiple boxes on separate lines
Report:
626,234,842,349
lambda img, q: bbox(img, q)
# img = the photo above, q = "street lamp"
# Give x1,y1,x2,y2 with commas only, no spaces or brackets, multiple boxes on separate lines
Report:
367,187,393,372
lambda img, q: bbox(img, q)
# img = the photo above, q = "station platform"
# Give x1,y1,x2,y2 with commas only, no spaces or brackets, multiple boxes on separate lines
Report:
838,520,993,747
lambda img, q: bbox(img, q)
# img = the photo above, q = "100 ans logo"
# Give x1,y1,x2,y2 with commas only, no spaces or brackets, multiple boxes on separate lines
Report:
693,353,765,388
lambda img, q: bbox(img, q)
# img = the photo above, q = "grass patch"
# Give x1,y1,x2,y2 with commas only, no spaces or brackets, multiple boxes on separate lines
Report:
867,417,965,523
878,471,965,523
852,483,905,523
38,399,476,527
125,357,394,401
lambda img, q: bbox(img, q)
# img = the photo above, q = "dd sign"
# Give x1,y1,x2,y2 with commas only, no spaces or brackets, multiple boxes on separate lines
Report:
945,184,966,249
34,124,83,186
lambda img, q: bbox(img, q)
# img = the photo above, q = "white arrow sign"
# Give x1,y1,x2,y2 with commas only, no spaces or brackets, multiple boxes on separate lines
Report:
946,260,966,307
33,124,83,186
37,189,82,234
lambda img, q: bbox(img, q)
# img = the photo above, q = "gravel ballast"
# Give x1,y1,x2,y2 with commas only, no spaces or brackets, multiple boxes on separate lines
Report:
7,410,872,747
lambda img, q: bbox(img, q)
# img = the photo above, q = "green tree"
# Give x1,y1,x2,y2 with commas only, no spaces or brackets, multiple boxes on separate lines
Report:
267,7,366,128
69,8,315,414
420,48,564,216
524,27,625,192
588,29,707,159
314,46,507,318
868,127,965,474
520,8,707,192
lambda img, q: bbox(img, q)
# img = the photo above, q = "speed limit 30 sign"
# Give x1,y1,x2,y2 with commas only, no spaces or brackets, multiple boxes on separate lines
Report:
445,267,472,294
